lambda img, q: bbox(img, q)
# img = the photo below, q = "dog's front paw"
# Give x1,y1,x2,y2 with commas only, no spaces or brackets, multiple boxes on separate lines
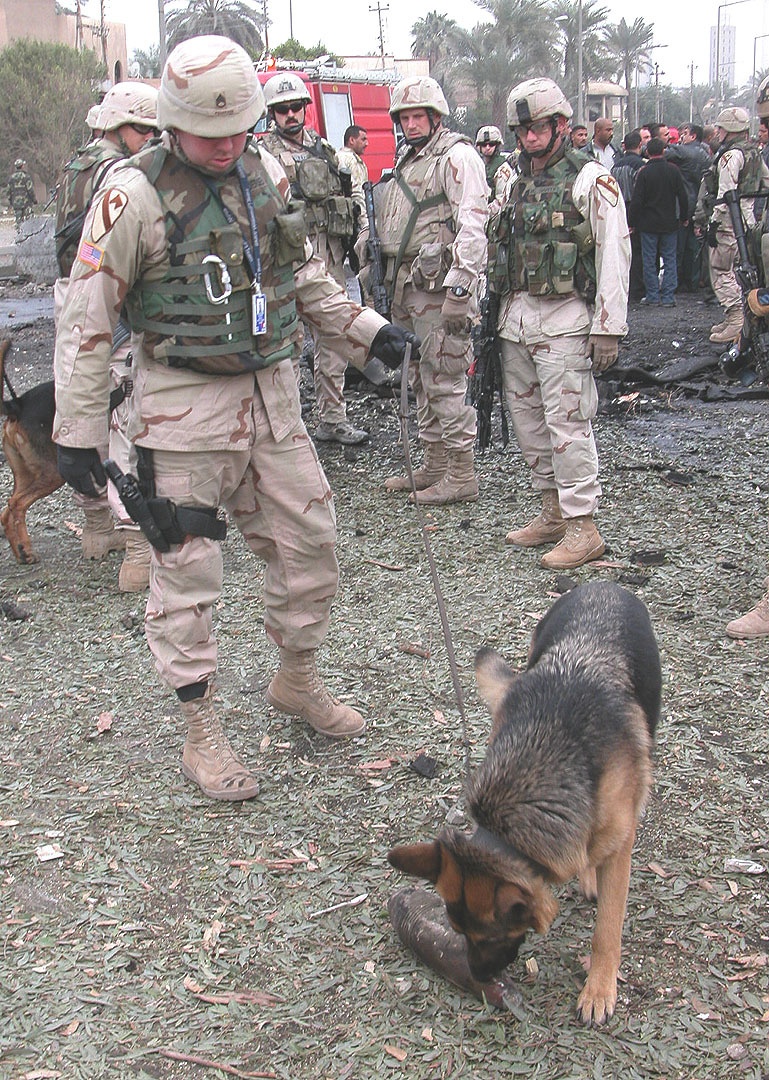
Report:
577,974,617,1026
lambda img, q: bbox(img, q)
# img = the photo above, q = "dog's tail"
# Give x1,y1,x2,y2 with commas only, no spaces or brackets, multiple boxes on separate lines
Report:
0,337,19,418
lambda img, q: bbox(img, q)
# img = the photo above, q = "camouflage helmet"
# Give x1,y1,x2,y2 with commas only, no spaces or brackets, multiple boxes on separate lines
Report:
506,78,573,128
98,81,158,132
476,125,503,145
263,72,312,109
13,159,24,169
85,104,102,130
714,106,750,133
158,35,265,136
389,76,450,119
757,74,769,120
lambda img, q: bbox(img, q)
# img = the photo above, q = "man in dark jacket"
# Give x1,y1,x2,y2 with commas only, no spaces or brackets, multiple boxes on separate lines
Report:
665,124,712,291
628,137,689,306
612,130,646,302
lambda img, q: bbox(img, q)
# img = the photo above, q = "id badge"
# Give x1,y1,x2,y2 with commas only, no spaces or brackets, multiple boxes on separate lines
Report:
251,287,267,336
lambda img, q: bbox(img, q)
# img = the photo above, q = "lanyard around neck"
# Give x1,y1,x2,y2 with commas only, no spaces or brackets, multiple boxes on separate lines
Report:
201,163,262,288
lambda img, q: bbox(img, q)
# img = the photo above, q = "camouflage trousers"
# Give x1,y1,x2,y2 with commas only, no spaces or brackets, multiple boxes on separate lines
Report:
390,284,477,451
499,334,601,519
308,257,351,427
709,230,741,312
143,414,338,691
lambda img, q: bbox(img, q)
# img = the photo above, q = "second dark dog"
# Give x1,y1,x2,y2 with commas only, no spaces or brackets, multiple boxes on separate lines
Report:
388,580,661,1025
0,337,63,563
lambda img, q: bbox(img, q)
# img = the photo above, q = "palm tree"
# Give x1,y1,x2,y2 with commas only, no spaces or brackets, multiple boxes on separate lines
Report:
165,0,266,57
552,0,612,108
411,11,469,81
602,17,655,128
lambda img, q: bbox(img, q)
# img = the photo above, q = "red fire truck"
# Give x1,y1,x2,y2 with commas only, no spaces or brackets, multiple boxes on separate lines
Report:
256,62,398,181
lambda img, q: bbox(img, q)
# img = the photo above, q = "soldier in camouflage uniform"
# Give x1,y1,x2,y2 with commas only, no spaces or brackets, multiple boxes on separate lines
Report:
261,73,366,446
360,76,488,505
490,79,630,570
54,82,159,590
694,107,769,345
53,36,415,802
8,159,36,226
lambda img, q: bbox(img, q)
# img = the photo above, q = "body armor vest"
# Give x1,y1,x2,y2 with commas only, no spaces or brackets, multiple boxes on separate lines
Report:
378,129,470,290
697,137,765,225
260,129,354,241
489,146,596,301
55,140,123,277
125,143,301,376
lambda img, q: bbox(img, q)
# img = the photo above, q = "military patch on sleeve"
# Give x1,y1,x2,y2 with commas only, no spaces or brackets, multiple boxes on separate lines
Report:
595,174,620,206
78,239,105,270
89,187,128,243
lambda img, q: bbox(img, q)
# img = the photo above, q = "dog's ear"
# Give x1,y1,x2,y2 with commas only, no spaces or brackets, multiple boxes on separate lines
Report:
474,647,516,714
388,840,444,883
497,880,559,936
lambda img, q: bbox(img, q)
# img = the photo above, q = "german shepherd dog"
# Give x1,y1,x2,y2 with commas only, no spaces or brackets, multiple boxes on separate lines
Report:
388,581,661,1025
0,337,63,564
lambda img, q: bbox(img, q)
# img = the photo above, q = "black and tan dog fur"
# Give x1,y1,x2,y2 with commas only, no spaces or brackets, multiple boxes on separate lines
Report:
388,580,661,1025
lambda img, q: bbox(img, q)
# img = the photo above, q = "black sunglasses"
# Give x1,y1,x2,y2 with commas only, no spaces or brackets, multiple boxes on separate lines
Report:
129,123,159,137
273,101,306,116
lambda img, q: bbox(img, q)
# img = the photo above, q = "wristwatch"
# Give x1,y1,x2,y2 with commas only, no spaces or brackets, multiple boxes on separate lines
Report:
448,286,469,298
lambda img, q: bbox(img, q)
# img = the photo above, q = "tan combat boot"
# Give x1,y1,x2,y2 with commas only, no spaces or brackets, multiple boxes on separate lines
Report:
411,449,478,506
385,441,448,493
118,532,151,593
266,649,365,738
726,581,769,639
709,306,743,344
505,489,567,547
180,687,260,800
540,515,605,570
81,505,127,559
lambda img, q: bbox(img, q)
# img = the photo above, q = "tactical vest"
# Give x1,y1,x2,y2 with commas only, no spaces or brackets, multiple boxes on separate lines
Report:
378,129,470,290
696,137,765,225
488,146,596,301
260,129,354,241
54,140,123,277
125,143,302,376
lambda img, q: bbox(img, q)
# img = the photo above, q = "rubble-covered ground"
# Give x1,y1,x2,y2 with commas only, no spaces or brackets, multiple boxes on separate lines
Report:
1,289,767,1080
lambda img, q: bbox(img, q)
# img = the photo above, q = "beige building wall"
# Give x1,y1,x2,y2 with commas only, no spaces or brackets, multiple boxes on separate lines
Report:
0,0,128,85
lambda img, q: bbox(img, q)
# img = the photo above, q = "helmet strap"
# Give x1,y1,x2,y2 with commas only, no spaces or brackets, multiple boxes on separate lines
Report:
519,118,561,162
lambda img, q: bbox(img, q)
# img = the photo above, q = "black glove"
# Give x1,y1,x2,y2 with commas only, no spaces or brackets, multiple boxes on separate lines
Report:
56,446,107,498
369,324,421,370
706,221,718,249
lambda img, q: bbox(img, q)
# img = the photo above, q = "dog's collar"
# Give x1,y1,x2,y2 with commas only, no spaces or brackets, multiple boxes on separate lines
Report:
472,824,550,880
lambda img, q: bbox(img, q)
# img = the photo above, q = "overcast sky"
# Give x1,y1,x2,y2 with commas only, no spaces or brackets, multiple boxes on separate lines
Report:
102,0,769,90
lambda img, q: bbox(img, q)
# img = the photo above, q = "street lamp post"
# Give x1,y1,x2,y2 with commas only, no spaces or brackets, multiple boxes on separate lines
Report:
716,0,751,107
576,0,583,123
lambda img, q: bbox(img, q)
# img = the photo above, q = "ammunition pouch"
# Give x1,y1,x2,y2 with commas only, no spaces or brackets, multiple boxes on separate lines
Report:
146,498,227,546
410,242,452,292
297,156,334,201
273,203,308,265
325,194,355,240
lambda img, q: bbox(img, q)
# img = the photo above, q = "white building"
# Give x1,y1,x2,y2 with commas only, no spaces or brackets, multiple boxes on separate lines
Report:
709,24,737,89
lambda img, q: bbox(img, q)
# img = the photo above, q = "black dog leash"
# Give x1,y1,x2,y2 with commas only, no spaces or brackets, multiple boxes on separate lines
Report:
398,342,471,779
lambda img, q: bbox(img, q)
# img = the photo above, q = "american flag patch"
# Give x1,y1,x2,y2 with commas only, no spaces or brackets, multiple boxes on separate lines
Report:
78,239,104,270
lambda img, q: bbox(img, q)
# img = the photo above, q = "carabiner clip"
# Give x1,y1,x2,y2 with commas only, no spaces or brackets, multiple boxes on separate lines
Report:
202,254,233,305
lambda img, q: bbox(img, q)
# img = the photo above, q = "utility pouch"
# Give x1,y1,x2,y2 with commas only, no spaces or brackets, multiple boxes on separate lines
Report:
522,201,550,235
273,203,308,265
551,241,578,294
410,242,451,292
523,241,551,295
209,226,248,290
297,157,333,202
326,194,355,239
571,218,595,256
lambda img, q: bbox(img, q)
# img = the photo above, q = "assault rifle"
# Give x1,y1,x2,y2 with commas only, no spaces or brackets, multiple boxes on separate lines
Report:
469,289,508,451
718,188,769,384
362,180,391,319
338,166,360,274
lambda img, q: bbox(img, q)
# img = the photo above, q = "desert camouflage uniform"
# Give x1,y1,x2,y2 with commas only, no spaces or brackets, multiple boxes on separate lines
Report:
261,126,358,428
53,138,139,535
8,167,36,225
695,139,768,313
493,145,630,518
53,134,386,690
374,128,488,451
